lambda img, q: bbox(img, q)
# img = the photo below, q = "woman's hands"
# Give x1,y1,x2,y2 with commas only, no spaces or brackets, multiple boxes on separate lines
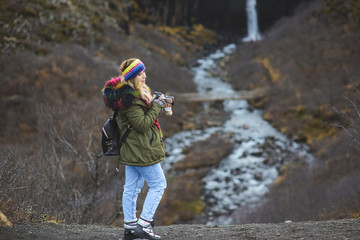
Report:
153,97,168,108
153,92,174,116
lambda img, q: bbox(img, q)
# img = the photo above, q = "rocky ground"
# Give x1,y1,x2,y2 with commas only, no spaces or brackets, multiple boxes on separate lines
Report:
1,218,359,240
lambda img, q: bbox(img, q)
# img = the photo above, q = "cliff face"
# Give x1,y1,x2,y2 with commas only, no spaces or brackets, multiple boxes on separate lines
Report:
129,0,310,36
195,0,312,33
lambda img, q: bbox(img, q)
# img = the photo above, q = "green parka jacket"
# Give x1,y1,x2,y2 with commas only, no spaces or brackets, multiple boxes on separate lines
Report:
102,78,165,166
116,96,165,166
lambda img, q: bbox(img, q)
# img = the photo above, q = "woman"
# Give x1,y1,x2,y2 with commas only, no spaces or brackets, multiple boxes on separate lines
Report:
102,58,170,240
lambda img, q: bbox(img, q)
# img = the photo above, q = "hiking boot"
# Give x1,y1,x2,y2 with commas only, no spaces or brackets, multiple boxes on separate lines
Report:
133,217,161,240
124,229,139,240
124,219,139,240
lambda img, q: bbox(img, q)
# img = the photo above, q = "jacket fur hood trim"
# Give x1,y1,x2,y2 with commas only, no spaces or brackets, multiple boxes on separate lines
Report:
102,76,139,111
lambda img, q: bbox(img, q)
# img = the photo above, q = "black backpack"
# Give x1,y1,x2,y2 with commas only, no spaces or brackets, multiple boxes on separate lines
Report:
101,110,132,156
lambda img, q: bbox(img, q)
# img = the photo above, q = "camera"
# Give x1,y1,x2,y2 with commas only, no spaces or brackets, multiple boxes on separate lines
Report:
154,92,174,116
162,95,174,116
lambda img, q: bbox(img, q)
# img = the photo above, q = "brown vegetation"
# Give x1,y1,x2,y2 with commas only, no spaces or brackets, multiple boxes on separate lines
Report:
0,0,216,226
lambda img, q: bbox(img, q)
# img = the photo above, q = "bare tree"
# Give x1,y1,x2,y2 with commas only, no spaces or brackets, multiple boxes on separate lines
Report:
0,146,30,221
32,103,124,223
1,101,125,224
331,87,360,151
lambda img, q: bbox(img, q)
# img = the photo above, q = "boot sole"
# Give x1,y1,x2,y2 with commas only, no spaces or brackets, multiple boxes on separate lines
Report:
133,231,161,240
124,235,140,240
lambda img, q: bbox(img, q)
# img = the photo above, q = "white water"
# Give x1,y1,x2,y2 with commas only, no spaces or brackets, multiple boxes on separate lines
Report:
243,0,261,42
162,44,312,225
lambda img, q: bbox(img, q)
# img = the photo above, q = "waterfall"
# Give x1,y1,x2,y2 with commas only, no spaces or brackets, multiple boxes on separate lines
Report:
243,0,261,42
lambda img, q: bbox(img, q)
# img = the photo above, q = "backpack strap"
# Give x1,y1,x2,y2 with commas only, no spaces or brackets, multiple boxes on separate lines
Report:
113,110,119,119
120,124,133,144
115,124,133,172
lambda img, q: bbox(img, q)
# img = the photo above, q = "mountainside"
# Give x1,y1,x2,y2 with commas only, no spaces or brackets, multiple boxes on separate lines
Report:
1,0,359,230
225,0,360,223
0,0,215,144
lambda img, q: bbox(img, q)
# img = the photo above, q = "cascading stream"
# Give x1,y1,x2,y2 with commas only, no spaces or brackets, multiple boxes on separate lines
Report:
162,44,312,225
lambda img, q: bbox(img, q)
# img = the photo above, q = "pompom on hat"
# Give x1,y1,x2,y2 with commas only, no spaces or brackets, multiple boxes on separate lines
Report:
122,59,146,81
102,76,139,111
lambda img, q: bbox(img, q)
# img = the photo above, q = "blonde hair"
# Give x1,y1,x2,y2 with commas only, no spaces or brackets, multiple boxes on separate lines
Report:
120,58,153,102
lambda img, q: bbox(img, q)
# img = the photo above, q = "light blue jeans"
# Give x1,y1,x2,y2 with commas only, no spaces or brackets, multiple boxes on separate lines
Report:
123,163,167,222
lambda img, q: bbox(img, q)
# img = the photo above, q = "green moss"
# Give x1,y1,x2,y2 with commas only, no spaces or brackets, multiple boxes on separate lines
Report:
296,106,306,120
173,198,205,214
157,24,217,46
323,0,360,23
34,47,50,56
90,16,104,32
294,104,340,144
304,118,338,144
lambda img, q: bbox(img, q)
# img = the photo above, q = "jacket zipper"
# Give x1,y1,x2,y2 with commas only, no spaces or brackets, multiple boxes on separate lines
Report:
150,133,154,146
